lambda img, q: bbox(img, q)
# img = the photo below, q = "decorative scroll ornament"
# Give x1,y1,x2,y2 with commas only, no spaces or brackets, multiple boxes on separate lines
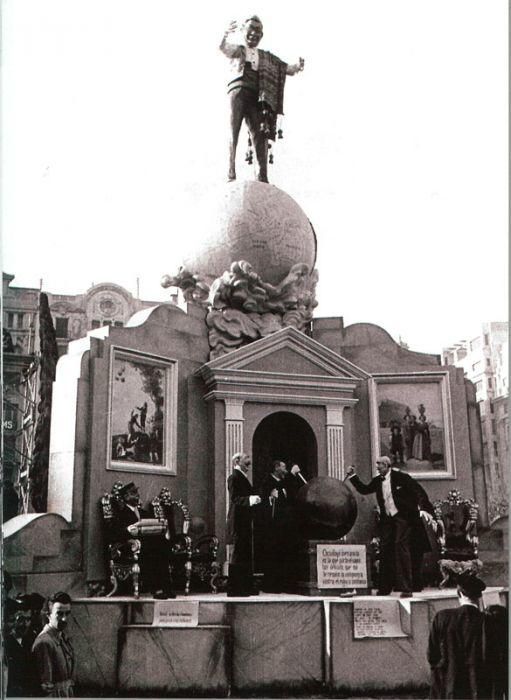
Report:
162,260,318,359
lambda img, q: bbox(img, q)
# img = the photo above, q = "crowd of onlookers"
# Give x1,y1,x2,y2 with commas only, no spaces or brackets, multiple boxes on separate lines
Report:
3,572,74,697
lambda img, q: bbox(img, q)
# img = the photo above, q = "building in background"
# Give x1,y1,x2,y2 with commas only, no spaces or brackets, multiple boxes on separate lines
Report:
442,322,509,522
2,273,165,512
3,273,164,357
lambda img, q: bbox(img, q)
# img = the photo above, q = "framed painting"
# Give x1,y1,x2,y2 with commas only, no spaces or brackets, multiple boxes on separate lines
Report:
368,371,456,479
107,346,177,474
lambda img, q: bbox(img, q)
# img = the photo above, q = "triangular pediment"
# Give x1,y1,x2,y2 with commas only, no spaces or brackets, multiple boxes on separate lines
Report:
200,327,369,379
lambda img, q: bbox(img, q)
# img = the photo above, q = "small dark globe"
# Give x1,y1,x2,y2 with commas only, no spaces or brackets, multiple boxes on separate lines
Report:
295,476,357,540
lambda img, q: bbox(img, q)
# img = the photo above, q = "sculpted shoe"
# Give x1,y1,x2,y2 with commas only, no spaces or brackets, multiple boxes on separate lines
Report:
400,591,412,598
153,589,176,599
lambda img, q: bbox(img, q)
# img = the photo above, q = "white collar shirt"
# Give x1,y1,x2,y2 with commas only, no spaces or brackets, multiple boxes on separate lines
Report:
126,503,140,520
381,471,398,517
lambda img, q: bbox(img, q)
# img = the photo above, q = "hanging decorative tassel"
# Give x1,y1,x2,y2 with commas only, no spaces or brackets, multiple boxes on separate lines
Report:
277,129,283,140
245,136,253,164
268,143,273,165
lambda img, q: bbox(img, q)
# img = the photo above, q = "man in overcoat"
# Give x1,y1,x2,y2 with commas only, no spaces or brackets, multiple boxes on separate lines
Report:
346,456,434,596
260,460,304,592
427,574,487,699
226,453,261,596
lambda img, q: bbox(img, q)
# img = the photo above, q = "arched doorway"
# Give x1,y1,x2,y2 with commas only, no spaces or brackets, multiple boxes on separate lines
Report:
251,412,318,574
252,411,318,491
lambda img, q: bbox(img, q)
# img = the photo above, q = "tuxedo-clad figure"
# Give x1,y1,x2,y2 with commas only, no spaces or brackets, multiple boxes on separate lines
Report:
260,461,304,592
226,453,261,596
346,456,434,596
112,482,175,598
428,574,488,699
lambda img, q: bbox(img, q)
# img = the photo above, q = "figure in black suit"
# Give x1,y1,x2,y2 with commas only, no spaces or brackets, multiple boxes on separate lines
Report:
226,453,261,596
3,600,37,697
112,482,176,598
427,574,488,699
346,456,434,597
260,461,304,592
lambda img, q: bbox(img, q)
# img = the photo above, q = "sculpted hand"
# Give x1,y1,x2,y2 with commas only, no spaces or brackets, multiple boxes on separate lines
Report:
420,510,434,524
249,495,261,506
290,464,301,476
226,20,237,34
270,488,279,499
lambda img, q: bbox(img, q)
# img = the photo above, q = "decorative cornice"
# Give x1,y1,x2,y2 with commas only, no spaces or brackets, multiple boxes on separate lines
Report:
203,389,359,406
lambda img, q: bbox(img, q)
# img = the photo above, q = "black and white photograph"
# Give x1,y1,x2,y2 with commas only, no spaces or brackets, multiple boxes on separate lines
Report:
2,1,508,698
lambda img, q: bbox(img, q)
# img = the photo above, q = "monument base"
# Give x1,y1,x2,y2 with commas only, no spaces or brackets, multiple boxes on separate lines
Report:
295,539,373,596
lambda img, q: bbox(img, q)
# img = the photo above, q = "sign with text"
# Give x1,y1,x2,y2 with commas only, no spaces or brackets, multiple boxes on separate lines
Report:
316,544,368,588
353,599,407,638
152,600,199,627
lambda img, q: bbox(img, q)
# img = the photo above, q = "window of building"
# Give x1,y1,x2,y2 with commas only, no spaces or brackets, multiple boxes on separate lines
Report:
493,441,498,455
7,312,14,328
491,419,496,434
484,333,490,345
55,317,69,338
114,321,124,327
487,377,493,389
486,358,491,367
490,402,494,414
475,381,483,394
91,320,101,329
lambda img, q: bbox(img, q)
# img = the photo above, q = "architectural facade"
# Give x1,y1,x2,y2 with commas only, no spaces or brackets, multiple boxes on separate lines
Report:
442,322,509,522
2,273,163,504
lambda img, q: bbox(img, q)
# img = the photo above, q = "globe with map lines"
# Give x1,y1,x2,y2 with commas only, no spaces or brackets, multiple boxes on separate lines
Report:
182,181,317,285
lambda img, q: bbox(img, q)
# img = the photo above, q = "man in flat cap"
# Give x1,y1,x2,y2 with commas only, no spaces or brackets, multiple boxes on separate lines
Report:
346,456,434,597
427,574,488,699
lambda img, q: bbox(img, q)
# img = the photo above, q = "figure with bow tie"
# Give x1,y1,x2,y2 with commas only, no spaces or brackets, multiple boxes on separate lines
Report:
346,456,435,597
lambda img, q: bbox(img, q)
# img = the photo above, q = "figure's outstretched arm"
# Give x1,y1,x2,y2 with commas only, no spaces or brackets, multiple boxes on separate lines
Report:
220,20,243,58
286,57,305,75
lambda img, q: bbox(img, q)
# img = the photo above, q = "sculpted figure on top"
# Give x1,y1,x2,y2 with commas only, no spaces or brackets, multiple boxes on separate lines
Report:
220,16,305,183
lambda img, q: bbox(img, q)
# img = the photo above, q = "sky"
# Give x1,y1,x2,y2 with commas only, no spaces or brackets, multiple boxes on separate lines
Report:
2,0,508,355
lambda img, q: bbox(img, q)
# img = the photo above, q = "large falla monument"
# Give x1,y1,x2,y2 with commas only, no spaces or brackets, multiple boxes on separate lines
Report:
3,15,504,698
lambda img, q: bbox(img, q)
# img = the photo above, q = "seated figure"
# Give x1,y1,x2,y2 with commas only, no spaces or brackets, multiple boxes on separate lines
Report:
100,481,176,598
433,489,480,587
152,488,220,594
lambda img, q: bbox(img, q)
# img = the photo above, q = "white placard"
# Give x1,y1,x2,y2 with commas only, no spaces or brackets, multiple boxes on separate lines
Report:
152,600,199,627
482,589,503,608
353,599,407,638
316,544,368,588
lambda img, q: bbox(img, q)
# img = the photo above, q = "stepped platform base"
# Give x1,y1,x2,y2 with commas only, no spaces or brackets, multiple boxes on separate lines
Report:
67,587,507,697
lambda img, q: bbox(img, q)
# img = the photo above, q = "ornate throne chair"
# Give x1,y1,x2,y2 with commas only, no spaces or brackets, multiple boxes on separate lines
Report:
100,482,142,597
152,488,220,594
100,481,168,597
433,489,481,587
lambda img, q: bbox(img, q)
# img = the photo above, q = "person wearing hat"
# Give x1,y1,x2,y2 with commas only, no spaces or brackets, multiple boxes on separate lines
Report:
4,598,38,696
346,456,435,597
113,482,176,599
427,573,487,699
